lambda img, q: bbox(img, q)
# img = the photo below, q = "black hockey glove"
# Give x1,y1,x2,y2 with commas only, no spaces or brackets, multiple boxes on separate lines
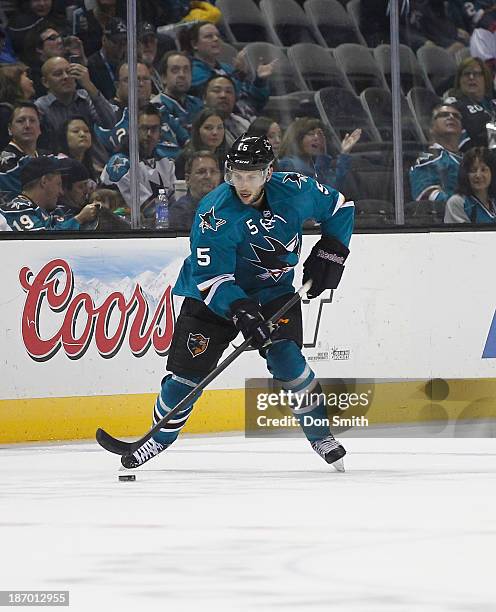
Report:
303,236,350,299
230,299,272,350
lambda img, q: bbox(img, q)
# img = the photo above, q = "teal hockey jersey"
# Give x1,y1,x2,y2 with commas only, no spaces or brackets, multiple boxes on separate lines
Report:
174,172,354,318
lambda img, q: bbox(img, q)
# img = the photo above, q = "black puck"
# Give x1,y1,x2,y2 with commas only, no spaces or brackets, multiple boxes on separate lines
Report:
118,474,136,482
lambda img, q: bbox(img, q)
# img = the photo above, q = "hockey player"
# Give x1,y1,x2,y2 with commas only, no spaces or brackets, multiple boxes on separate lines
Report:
121,134,354,470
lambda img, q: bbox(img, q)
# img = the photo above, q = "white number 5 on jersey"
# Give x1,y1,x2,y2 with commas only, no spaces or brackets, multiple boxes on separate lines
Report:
197,247,211,266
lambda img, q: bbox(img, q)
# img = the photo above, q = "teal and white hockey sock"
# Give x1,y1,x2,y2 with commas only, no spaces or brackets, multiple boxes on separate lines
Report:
152,373,203,445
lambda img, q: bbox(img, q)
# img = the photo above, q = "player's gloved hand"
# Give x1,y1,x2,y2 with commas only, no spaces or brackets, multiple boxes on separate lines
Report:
303,235,350,299
230,299,272,350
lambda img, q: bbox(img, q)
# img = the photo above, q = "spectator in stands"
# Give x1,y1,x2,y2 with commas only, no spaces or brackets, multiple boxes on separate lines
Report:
450,0,496,36
59,158,93,216
169,150,221,231
445,146,496,223
174,107,227,180
57,116,103,180
202,75,250,146
360,0,469,53
89,186,129,219
180,21,274,118
62,35,88,66
58,157,127,230
87,17,127,101
0,102,44,199
0,25,18,64
111,61,153,111
247,116,283,161
100,104,176,224
0,155,98,230
8,0,66,56
88,189,131,230
444,57,495,152
0,64,36,150
74,0,127,57
75,0,170,57
410,0,470,56
35,56,116,151
278,118,361,191
138,22,157,67
96,61,187,158
22,24,66,96
151,51,203,133
409,103,463,203
138,22,165,96
22,23,65,64
468,2,496,75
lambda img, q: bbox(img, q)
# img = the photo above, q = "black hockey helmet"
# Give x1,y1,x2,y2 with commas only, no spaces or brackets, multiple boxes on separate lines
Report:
225,133,274,171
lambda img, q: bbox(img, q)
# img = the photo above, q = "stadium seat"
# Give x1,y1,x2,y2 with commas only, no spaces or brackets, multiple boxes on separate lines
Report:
360,87,425,144
287,44,350,92
354,199,395,227
244,42,304,95
216,0,272,44
417,46,456,95
406,87,441,140
405,200,445,226
334,43,388,95
304,0,362,48
354,170,395,201
263,91,319,127
373,44,429,93
315,86,382,150
346,0,368,46
259,0,323,46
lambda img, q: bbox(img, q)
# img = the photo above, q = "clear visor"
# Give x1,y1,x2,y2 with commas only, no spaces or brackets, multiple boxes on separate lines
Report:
224,164,270,188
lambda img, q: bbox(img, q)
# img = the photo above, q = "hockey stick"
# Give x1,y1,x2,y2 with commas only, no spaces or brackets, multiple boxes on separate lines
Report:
96,279,313,456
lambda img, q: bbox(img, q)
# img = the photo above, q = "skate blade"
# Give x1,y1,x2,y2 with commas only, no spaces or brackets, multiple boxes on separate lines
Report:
331,458,345,473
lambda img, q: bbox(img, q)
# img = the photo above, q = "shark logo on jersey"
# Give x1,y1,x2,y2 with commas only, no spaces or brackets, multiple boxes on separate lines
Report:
282,173,309,189
199,207,227,233
0,150,16,163
110,155,128,174
247,234,300,281
187,332,210,357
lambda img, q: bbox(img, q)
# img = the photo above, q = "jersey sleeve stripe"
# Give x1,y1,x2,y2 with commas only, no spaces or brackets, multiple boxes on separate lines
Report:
201,274,236,306
332,193,354,216
197,273,235,291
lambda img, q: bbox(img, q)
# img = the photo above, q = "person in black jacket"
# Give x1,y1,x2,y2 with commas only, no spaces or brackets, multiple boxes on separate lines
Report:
87,17,127,100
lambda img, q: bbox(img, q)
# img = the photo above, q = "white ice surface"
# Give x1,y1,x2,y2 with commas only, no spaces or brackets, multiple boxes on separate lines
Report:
0,435,495,612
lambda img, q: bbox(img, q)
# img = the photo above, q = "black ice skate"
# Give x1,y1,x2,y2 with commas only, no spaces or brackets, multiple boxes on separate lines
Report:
311,435,346,472
121,438,170,469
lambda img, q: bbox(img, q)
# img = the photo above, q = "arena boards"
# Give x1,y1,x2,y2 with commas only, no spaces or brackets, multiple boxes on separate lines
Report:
1,233,495,442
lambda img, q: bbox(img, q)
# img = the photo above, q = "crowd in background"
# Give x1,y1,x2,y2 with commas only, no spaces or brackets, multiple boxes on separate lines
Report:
0,0,495,233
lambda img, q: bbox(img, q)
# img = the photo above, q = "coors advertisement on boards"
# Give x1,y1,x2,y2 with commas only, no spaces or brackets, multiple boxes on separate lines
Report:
18,251,184,362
